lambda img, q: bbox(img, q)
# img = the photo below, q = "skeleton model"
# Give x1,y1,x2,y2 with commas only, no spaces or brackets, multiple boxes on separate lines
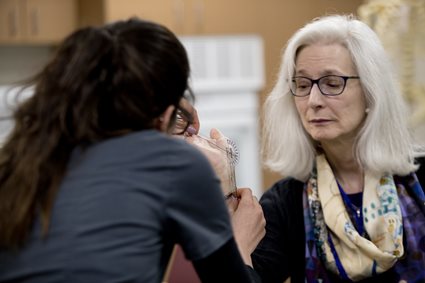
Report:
359,0,425,127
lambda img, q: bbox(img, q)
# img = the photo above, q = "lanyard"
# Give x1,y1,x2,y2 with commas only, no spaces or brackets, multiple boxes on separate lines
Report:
327,183,364,282
327,232,352,281
337,182,365,236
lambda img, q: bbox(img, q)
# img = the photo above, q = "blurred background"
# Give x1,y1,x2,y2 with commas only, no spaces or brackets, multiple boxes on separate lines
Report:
0,0,424,197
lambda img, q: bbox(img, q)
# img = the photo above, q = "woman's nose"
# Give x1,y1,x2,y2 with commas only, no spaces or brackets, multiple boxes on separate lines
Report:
307,83,324,108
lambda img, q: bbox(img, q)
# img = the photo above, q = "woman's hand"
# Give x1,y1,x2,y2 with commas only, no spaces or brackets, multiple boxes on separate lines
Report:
176,100,265,266
227,188,266,267
174,99,233,194
186,128,235,196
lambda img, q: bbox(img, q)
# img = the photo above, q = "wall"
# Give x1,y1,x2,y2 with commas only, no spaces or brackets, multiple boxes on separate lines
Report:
0,46,52,145
0,0,366,192
0,46,52,84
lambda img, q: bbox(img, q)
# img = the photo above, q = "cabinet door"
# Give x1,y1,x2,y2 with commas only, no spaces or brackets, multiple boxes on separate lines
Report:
90,0,261,35
0,0,25,43
193,0,261,35
24,0,77,44
103,0,184,34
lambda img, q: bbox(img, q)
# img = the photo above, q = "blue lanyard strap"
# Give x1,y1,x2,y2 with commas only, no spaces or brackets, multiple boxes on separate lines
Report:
327,232,352,281
337,182,365,236
325,182,365,282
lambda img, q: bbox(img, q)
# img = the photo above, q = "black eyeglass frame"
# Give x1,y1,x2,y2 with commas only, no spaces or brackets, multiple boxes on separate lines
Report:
290,75,360,97
172,106,194,135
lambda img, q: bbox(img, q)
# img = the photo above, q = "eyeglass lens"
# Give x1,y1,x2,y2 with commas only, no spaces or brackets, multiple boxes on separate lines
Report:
291,75,348,96
172,109,190,135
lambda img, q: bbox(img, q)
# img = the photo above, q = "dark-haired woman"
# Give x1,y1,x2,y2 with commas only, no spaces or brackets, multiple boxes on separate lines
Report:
0,18,263,283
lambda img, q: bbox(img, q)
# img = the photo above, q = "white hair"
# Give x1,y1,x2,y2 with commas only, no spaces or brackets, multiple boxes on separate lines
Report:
262,14,423,181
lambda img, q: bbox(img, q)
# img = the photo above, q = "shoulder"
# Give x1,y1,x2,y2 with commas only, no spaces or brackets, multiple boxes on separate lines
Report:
109,130,211,168
261,177,305,206
253,177,306,282
259,177,305,221
137,132,218,190
394,170,425,215
415,156,425,186
140,134,222,199
70,130,216,187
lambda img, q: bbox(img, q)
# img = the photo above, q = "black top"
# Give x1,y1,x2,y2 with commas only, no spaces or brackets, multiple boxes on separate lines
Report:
252,175,425,283
416,156,425,186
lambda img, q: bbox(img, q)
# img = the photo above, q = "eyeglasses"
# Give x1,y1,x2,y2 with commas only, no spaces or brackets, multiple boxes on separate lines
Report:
290,75,360,97
172,107,193,135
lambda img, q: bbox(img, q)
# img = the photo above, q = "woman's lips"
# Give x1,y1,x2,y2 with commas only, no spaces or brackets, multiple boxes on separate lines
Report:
309,118,332,125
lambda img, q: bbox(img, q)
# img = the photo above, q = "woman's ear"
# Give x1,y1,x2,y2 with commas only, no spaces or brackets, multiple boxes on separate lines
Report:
157,105,176,133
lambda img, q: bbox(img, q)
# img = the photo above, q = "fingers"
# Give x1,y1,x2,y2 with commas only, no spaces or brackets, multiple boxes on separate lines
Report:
236,188,258,204
226,196,239,215
226,188,256,215
190,107,200,134
178,97,200,134
210,128,224,140
186,125,197,136
230,187,265,266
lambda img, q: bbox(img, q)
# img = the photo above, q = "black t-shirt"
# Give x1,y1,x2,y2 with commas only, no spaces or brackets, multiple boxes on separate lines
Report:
416,156,425,186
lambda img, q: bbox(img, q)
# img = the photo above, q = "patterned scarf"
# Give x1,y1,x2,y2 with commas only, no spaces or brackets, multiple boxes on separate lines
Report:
304,154,425,282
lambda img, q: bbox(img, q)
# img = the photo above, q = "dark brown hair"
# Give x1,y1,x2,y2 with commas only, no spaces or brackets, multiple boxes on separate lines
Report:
0,18,191,248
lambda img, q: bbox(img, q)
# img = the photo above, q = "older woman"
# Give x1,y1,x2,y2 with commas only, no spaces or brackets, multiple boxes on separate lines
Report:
252,14,425,283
